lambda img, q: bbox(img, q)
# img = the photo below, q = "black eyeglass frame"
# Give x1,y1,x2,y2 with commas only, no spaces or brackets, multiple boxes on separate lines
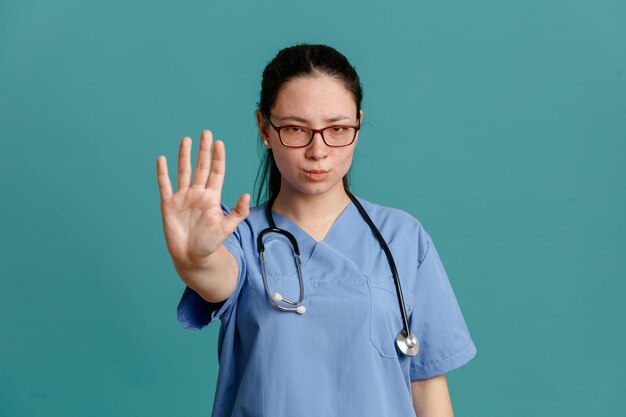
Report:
263,113,361,148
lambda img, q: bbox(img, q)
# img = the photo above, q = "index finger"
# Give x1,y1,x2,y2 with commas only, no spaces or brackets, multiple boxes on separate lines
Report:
157,155,173,202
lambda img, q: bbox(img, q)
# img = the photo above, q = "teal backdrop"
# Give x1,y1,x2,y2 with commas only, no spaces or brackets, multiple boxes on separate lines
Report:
1,0,625,416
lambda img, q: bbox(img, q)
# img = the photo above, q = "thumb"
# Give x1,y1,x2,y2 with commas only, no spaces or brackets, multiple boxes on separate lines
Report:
220,193,251,236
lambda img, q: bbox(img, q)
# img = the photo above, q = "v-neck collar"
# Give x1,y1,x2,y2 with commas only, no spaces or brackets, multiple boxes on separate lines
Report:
255,196,370,274
269,200,356,246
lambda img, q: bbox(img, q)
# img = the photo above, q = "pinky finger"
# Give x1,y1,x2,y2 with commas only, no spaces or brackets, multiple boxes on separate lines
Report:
157,156,174,202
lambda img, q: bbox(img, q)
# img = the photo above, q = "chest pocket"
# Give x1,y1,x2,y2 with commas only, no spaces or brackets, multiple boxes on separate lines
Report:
367,274,412,359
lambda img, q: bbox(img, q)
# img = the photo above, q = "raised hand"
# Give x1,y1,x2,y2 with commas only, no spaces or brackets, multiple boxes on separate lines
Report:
156,130,250,269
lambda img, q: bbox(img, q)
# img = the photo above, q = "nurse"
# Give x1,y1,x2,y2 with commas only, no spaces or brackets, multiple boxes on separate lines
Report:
156,44,476,417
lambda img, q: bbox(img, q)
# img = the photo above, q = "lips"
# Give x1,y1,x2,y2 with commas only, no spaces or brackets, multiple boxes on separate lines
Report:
303,169,330,181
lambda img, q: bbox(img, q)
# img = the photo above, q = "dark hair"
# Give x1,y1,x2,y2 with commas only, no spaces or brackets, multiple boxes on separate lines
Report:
254,44,363,205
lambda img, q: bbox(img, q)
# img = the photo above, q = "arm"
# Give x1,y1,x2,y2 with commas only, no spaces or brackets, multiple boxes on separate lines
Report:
411,374,454,417
173,243,239,303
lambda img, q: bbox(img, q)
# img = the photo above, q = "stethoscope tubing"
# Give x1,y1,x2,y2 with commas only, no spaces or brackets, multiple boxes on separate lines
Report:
258,227,305,311
347,192,412,342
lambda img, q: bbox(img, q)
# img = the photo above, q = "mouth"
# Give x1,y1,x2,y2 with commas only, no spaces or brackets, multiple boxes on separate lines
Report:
303,169,330,181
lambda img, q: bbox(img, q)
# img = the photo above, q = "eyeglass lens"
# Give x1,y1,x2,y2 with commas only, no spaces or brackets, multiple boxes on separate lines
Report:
280,126,356,147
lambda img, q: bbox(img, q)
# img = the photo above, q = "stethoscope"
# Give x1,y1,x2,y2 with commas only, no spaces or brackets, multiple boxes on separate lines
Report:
256,191,419,357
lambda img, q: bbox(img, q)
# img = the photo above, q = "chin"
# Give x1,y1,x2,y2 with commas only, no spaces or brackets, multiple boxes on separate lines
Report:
295,179,344,197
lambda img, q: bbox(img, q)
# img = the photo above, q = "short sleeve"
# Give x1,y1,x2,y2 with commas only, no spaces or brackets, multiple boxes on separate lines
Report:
176,204,247,330
409,233,477,380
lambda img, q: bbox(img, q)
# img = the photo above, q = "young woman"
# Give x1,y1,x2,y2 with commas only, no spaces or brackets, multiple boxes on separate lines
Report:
156,44,476,417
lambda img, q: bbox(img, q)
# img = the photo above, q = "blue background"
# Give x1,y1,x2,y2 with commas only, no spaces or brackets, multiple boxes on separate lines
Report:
1,0,625,415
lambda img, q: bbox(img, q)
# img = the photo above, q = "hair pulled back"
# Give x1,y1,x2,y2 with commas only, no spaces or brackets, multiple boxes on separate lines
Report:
254,44,363,205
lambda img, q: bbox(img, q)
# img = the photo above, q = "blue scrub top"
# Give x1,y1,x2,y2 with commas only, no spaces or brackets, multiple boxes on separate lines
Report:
177,195,477,417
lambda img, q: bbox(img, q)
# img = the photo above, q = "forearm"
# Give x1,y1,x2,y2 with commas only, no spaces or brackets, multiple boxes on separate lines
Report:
411,374,454,417
173,244,238,303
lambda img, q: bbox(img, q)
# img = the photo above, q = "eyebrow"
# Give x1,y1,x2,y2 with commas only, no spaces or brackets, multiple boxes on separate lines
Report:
276,115,353,124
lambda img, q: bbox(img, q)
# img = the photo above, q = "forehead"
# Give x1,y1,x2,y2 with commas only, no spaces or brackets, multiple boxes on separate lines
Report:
272,75,357,119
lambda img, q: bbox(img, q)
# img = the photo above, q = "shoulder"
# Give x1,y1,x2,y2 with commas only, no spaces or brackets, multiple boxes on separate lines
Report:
354,195,423,229
353,195,431,262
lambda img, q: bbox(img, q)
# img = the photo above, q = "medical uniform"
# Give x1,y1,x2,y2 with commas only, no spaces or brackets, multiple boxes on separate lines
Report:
177,195,476,417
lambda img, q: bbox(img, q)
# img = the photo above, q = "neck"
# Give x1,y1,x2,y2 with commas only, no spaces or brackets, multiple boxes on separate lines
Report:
271,184,352,226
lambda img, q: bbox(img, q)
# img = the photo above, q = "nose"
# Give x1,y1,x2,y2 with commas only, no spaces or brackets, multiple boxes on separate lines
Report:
304,131,329,160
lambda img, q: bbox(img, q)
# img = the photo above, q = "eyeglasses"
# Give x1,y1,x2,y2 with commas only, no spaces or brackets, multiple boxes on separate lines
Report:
263,113,360,148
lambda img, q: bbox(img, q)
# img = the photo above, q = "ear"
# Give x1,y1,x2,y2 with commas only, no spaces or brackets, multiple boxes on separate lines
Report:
256,110,271,148
354,110,364,145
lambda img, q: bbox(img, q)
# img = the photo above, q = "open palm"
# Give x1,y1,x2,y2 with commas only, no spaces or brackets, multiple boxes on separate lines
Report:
156,130,250,268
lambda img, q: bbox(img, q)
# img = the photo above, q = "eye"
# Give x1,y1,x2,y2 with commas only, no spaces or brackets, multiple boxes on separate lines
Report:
331,126,345,133
287,127,305,133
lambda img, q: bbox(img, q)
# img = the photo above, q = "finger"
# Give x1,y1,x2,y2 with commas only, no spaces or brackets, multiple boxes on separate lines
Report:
192,130,213,188
156,155,173,202
177,137,192,191
206,139,225,195
220,193,251,236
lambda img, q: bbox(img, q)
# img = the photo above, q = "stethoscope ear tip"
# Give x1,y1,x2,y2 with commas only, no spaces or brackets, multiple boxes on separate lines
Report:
273,292,283,302
296,306,306,315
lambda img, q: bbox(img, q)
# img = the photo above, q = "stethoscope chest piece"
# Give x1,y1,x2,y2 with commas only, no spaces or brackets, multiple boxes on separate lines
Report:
396,331,419,357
